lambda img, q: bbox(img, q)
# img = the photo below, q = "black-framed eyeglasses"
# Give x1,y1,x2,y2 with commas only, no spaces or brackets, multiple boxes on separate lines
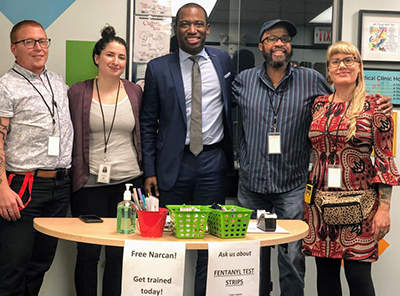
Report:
328,56,359,68
13,38,51,49
261,35,292,44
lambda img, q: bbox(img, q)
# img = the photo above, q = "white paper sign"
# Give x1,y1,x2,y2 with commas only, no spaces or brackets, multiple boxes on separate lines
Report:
122,241,186,296
135,0,172,16
133,16,171,63
206,241,260,296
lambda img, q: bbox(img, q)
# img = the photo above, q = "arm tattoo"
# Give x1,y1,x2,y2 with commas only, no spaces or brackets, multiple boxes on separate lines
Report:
0,119,7,142
0,117,9,184
378,184,392,207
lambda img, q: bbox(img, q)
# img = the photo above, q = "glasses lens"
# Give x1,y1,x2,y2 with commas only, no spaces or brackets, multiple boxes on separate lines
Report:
281,36,292,43
39,39,50,48
344,57,354,66
266,36,278,43
329,59,338,67
24,39,35,49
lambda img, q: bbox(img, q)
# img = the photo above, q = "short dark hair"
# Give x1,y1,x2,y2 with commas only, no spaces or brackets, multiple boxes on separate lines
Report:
92,25,128,67
175,3,208,26
10,20,44,43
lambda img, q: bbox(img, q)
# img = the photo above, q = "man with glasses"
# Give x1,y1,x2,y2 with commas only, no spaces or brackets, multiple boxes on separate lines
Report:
0,20,73,295
232,20,391,296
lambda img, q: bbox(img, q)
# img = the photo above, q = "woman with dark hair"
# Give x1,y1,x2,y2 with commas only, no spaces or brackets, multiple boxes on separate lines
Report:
68,25,142,296
302,41,399,296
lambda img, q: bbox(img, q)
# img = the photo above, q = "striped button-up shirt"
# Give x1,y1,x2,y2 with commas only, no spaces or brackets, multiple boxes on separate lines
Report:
233,63,332,194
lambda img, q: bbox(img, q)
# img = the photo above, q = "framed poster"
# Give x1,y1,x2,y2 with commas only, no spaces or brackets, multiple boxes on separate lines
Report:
358,10,400,62
364,69,400,105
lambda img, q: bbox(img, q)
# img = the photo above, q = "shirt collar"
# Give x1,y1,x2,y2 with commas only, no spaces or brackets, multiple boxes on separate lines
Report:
13,62,47,79
179,48,208,62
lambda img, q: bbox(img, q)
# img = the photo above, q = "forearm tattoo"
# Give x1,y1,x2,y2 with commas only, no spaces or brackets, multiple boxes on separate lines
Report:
0,118,8,184
378,184,392,207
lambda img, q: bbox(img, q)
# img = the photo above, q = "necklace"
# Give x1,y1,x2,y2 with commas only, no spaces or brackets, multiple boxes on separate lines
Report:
95,78,120,157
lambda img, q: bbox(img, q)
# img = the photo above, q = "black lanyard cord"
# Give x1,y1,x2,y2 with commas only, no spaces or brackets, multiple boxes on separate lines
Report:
12,68,56,124
323,92,351,172
268,92,283,133
95,78,120,156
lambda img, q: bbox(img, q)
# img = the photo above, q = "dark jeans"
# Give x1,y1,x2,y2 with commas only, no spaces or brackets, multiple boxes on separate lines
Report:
70,178,141,296
159,148,228,296
237,181,306,296
0,175,71,296
315,257,375,296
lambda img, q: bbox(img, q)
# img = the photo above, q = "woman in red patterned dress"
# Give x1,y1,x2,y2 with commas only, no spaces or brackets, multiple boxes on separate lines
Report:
302,41,400,296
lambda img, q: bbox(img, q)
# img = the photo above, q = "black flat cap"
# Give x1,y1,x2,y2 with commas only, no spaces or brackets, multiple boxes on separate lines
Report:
259,19,297,41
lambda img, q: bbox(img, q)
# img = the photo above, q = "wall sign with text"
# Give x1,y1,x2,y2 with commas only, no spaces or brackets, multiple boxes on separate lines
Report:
364,69,400,105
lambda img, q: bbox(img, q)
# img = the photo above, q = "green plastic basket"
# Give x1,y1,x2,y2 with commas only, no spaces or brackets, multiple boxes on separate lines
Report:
207,205,253,238
166,205,210,238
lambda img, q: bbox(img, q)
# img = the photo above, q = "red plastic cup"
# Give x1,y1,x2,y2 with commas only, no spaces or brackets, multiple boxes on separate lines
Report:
137,208,168,237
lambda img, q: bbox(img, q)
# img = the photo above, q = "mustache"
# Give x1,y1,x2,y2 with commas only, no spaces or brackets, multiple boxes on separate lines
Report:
262,46,293,69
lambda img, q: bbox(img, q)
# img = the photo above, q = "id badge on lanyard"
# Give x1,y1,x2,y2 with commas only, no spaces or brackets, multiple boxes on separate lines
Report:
48,136,60,156
97,164,111,183
268,132,281,154
327,164,342,188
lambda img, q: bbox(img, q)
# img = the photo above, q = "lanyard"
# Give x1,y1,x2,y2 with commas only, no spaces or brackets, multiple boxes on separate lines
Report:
268,92,283,133
12,68,56,125
324,92,351,165
95,79,120,162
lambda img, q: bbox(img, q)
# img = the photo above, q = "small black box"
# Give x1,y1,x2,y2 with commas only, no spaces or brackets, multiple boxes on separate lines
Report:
257,212,277,232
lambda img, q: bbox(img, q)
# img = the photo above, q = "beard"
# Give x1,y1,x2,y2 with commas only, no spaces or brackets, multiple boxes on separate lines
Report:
262,46,293,69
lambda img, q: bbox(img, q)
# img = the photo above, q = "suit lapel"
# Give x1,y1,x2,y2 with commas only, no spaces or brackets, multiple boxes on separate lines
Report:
206,48,230,127
168,51,187,125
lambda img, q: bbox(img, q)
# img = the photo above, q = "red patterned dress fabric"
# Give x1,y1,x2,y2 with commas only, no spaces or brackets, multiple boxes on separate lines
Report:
302,94,400,262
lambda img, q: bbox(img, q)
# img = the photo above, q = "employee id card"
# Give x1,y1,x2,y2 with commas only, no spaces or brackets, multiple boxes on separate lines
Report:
48,136,60,156
268,132,281,154
327,165,342,188
97,164,111,183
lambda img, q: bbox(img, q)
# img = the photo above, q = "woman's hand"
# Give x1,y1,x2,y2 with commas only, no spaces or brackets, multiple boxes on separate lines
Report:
372,184,392,241
372,207,390,242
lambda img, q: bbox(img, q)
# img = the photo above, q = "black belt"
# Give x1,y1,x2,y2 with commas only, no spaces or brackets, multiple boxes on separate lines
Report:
184,142,222,153
10,168,70,181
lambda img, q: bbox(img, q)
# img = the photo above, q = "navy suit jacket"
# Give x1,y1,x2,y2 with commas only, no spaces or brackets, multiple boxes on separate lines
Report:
140,47,234,191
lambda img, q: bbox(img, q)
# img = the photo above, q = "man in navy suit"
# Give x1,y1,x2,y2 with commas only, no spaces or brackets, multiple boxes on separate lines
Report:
140,3,233,296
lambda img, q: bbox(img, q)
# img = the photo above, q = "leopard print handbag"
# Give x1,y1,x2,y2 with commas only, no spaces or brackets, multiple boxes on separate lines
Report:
314,189,377,226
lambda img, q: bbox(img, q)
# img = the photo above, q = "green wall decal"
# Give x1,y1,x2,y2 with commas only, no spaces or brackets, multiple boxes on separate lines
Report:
66,40,97,87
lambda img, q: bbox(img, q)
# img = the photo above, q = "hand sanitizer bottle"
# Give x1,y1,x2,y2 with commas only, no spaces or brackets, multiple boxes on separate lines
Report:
117,183,136,234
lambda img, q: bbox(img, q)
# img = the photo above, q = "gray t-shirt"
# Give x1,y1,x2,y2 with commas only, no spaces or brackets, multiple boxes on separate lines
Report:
89,96,141,181
0,63,73,171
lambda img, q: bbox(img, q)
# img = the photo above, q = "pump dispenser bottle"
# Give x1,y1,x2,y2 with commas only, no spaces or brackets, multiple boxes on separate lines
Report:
117,183,136,234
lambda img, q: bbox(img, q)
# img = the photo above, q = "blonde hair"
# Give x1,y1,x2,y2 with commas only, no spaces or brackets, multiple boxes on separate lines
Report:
326,41,366,141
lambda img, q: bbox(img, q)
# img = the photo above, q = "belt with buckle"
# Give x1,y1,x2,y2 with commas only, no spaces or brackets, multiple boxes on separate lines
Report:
184,142,222,153
10,169,70,181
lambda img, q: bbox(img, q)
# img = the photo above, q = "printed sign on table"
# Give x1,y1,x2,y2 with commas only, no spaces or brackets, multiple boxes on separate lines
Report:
206,241,260,296
133,16,171,63
122,241,186,296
